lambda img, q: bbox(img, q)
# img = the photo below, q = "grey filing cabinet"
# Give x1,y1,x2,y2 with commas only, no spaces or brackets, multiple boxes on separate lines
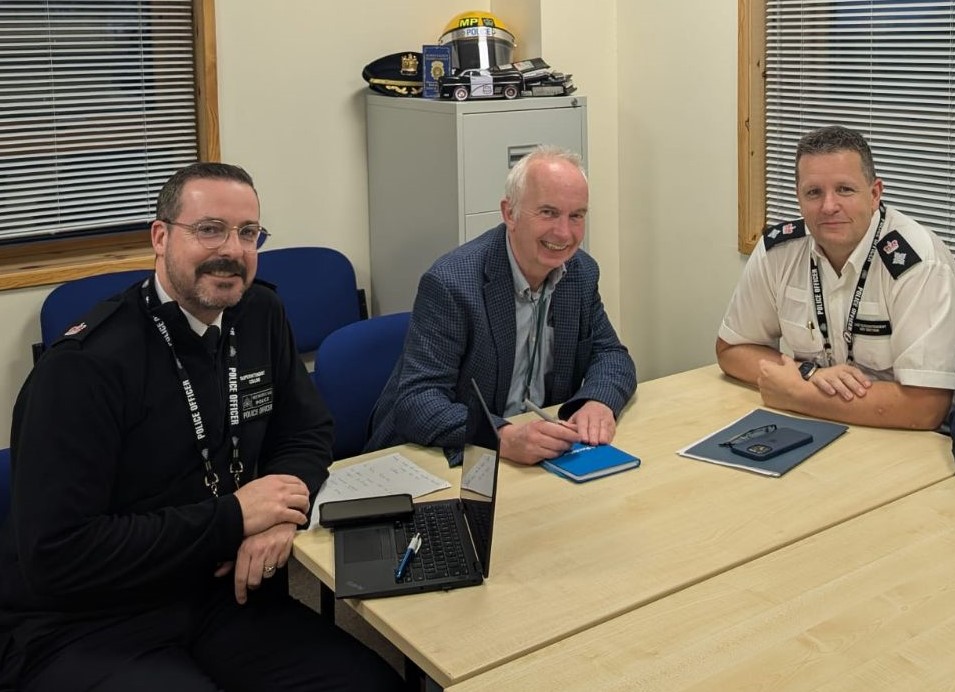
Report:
366,93,587,315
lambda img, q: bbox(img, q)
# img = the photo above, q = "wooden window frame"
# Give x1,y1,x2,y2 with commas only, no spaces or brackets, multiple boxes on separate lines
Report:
0,0,220,291
738,0,766,255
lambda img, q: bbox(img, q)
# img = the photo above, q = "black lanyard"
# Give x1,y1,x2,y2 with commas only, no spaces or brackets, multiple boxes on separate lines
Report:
141,280,244,497
522,294,549,405
809,204,886,366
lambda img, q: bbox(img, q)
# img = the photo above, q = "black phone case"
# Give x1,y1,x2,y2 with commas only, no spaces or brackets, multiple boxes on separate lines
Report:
730,427,813,461
318,493,414,529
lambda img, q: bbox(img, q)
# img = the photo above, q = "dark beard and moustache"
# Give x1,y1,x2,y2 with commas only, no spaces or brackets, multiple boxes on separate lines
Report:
165,256,250,313
196,257,247,283
193,258,248,310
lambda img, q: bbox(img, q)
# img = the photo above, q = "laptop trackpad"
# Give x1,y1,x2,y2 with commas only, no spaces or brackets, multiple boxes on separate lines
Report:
343,526,392,563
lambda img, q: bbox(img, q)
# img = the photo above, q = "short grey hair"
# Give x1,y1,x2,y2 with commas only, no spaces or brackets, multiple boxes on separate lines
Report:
504,145,587,217
795,125,877,184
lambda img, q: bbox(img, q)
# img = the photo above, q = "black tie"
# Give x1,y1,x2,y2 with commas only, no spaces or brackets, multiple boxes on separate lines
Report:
202,325,220,356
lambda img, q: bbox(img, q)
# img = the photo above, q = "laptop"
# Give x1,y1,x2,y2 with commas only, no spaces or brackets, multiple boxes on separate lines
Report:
333,379,501,599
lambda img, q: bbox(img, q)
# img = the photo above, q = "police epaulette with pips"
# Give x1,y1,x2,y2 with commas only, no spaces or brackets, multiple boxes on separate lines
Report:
762,219,806,251
50,298,123,348
877,230,921,279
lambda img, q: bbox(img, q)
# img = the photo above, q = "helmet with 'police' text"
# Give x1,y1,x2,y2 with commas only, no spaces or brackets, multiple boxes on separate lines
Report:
438,10,516,72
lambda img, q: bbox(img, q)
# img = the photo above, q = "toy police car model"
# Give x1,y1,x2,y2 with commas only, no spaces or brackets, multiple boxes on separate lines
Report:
439,68,523,101
491,58,576,97
522,72,576,97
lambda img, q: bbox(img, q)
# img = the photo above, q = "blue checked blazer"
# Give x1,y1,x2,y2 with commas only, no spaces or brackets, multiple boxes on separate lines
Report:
365,224,637,464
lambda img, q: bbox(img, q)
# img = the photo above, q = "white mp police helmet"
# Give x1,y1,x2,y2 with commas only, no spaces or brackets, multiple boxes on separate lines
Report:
438,10,516,72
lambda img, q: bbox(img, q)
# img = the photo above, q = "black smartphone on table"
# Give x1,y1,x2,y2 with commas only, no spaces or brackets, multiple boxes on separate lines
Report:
318,493,414,529
729,427,813,461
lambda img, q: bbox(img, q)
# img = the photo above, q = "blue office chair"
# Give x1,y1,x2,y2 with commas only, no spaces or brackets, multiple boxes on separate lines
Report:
256,247,367,355
34,268,152,363
311,312,411,460
0,448,10,523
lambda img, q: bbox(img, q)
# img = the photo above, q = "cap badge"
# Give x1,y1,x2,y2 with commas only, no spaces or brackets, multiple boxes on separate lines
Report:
400,53,419,75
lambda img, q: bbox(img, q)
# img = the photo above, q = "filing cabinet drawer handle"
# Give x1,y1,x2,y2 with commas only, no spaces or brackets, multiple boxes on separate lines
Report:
507,144,539,168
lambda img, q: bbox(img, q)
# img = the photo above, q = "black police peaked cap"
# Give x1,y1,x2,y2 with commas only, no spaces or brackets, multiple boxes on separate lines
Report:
361,52,424,97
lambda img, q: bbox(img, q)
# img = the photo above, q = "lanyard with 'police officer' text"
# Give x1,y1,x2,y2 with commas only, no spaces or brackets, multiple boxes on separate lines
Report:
142,280,243,497
809,203,886,367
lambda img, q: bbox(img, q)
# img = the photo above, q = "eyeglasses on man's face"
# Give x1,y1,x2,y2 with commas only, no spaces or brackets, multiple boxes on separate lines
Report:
161,219,271,252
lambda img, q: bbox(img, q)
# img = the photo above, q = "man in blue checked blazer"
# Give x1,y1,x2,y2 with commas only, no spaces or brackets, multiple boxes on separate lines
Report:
366,145,636,465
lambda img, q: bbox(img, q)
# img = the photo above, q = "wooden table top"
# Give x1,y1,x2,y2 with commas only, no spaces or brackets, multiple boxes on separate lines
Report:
449,476,955,691
293,364,953,687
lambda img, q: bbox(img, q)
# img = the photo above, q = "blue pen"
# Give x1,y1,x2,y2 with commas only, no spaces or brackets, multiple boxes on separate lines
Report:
394,532,422,581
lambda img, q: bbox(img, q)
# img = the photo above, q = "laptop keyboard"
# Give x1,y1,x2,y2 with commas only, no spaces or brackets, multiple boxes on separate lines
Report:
395,503,469,583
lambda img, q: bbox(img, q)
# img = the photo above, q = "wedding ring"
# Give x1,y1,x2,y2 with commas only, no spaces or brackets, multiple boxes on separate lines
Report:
263,564,277,577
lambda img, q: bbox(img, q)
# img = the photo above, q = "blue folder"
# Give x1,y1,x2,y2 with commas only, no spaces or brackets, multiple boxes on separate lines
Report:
679,408,848,477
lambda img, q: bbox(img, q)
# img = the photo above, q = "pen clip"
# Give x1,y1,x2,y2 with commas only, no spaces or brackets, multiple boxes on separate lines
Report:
395,532,422,581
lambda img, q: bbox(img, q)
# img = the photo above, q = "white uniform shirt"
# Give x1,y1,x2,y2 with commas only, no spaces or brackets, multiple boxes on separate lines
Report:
719,205,955,389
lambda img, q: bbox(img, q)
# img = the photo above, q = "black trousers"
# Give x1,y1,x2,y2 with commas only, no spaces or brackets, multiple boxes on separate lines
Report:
11,572,402,692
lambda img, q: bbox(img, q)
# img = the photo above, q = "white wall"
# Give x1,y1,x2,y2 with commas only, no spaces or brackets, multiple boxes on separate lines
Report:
0,287,48,447
0,0,743,447
617,0,746,380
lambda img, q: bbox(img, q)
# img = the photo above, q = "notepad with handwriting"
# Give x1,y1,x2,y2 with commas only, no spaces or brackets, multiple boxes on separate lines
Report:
542,443,640,482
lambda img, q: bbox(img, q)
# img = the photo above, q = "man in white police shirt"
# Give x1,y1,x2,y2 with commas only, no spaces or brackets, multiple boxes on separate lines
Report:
717,125,955,430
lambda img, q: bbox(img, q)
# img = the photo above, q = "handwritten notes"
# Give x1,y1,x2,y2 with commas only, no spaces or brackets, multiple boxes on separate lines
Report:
309,453,451,529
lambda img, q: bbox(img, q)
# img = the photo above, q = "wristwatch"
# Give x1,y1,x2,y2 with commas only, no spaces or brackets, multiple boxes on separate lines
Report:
798,361,819,381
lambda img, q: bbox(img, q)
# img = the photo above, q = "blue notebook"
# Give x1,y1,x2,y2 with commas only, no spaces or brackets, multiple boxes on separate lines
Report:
542,443,640,482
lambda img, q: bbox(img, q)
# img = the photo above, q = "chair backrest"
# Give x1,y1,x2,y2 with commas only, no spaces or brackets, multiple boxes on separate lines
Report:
37,269,152,361
256,247,366,354
312,312,411,460
0,448,10,523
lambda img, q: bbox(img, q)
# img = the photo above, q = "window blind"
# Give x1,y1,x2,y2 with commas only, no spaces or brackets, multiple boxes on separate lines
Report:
765,0,955,249
0,0,199,243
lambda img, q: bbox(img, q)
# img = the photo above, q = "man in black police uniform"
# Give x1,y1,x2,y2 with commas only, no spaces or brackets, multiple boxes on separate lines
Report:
0,163,401,691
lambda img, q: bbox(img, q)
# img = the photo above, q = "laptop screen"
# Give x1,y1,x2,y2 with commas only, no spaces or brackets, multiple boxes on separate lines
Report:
460,380,502,578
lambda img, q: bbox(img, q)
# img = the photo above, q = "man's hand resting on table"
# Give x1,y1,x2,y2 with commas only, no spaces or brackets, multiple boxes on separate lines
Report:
499,419,579,465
